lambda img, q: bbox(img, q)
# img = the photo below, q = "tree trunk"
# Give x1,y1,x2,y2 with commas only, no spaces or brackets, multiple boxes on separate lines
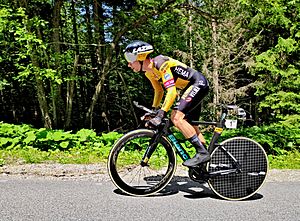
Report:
94,0,105,68
211,18,219,106
85,0,97,70
64,0,80,129
118,72,139,126
65,55,79,129
51,0,64,128
31,54,52,128
188,3,193,68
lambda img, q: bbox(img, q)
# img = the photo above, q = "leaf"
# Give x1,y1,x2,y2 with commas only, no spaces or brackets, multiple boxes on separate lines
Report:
76,129,96,141
24,131,36,144
60,141,69,149
102,132,122,141
53,131,64,141
36,129,48,139
0,137,10,146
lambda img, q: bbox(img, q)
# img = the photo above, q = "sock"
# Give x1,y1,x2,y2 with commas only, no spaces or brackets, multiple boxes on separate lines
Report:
189,134,208,155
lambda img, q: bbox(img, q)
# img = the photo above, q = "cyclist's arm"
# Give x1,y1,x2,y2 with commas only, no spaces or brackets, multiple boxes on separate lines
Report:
160,63,177,112
145,72,164,108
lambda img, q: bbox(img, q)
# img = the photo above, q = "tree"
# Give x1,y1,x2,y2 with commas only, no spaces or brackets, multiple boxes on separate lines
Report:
190,0,258,110
246,0,300,125
84,0,180,128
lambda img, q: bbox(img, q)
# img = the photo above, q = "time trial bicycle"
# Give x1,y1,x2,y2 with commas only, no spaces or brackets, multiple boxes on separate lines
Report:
107,102,269,200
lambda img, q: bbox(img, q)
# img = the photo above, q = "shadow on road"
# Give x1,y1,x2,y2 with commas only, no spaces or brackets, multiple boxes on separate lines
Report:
113,176,263,201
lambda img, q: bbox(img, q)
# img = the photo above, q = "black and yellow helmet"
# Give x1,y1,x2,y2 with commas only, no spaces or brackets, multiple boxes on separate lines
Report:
124,40,154,62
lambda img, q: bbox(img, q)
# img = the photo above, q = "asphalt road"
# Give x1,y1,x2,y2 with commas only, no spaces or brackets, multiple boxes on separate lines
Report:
0,176,299,221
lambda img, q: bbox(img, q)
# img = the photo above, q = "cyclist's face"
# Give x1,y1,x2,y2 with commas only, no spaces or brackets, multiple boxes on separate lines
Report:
128,61,141,72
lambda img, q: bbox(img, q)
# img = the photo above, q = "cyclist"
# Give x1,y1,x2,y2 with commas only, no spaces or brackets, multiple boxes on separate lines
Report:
124,40,210,167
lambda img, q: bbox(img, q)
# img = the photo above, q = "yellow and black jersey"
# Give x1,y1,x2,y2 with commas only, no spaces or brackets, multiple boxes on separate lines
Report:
145,55,209,112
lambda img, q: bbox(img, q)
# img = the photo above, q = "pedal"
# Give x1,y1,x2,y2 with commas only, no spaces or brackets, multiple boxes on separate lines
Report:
188,167,209,183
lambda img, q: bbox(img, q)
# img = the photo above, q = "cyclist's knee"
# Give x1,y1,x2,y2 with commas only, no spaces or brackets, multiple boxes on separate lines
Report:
171,110,185,127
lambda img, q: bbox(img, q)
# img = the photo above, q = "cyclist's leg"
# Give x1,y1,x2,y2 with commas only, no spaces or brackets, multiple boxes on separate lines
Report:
172,84,210,167
171,110,196,138
185,104,206,144
171,84,199,139
194,126,206,144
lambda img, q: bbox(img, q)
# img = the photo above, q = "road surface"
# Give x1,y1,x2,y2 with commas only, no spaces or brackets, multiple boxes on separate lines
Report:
0,171,299,221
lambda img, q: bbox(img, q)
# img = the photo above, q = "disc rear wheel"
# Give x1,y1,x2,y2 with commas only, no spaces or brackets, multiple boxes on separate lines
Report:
207,137,269,200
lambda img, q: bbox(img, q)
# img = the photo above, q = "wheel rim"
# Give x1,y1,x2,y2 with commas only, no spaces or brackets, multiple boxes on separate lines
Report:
108,130,176,196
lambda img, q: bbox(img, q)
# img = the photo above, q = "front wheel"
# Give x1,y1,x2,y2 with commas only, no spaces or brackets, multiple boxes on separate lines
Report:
107,129,177,196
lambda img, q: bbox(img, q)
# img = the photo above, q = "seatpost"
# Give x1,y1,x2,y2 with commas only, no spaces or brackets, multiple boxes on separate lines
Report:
219,106,228,128
208,106,228,153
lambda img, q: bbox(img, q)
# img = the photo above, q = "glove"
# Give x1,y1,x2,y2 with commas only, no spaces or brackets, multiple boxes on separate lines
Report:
141,112,153,121
148,109,166,127
141,108,158,121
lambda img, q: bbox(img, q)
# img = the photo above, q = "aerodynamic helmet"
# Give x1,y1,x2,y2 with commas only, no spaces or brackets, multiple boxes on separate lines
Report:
124,40,154,63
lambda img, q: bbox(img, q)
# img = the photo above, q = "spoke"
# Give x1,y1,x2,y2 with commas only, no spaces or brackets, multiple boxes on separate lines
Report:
109,130,175,196
118,165,140,179
129,165,143,185
138,167,142,186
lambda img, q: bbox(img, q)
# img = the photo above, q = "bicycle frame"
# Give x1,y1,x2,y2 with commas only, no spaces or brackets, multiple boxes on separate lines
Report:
166,122,224,162
141,106,241,177
170,106,229,161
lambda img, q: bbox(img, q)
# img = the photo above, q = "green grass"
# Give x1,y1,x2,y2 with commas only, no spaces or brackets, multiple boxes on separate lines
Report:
268,151,300,169
0,147,110,165
0,148,299,170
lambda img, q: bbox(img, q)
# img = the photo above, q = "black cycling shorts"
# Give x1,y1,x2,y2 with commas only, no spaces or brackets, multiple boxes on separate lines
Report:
174,73,209,121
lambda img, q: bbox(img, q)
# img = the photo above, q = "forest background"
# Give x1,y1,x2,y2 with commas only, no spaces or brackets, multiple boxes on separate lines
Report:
0,0,299,167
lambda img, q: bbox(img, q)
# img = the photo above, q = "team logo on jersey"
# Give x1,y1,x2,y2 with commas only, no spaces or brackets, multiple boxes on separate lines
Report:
198,80,205,86
164,73,171,80
164,79,175,89
182,86,192,100
190,86,200,97
185,97,192,102
174,66,189,78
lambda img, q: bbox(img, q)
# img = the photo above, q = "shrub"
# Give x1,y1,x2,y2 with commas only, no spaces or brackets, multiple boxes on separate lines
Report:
220,123,300,155
0,122,123,152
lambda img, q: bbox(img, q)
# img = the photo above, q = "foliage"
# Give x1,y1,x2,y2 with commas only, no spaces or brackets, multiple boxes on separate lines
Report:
254,36,300,123
2,121,299,157
268,151,300,169
0,122,299,169
221,124,300,155
0,0,299,160
243,0,300,125
0,122,122,153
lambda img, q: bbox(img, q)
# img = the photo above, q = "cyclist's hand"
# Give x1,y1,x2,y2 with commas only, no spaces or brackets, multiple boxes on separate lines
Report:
141,113,153,121
147,116,162,127
141,108,158,121
146,109,165,128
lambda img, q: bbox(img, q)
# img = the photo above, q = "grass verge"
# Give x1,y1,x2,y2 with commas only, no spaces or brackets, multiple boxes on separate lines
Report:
0,147,110,166
268,151,300,169
0,148,299,169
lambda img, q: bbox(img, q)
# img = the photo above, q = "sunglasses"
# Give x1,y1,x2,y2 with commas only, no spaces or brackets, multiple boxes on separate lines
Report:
124,52,138,63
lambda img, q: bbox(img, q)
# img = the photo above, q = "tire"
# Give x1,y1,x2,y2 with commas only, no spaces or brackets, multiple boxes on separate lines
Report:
207,137,269,200
107,129,177,196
